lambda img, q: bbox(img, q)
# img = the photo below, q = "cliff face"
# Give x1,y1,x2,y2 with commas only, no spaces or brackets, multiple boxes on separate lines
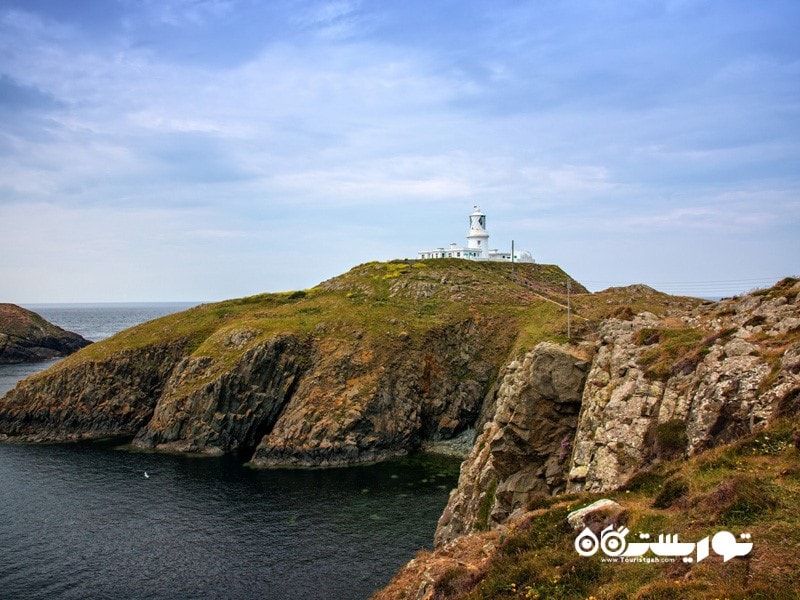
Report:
249,319,501,467
429,279,800,550
128,315,507,466
378,279,800,599
568,279,800,493
133,335,312,455
0,303,91,364
0,260,571,465
435,343,590,546
0,341,186,441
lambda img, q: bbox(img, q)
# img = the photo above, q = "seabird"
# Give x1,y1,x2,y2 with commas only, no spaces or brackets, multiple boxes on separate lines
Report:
144,471,150,479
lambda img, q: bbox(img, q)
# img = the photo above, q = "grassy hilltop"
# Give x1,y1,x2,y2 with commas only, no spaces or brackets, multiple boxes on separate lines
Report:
60,258,698,378
0,258,701,461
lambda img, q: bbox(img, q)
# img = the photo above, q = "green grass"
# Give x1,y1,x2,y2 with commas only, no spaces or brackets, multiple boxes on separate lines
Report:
636,327,712,380
27,260,600,407
433,415,800,600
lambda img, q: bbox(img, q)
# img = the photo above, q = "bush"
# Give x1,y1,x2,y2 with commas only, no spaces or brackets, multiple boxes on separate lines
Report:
705,475,780,525
655,420,688,458
652,475,689,509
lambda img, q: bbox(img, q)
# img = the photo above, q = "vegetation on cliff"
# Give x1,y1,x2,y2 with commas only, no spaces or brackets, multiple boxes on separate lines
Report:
0,260,613,460
376,414,800,599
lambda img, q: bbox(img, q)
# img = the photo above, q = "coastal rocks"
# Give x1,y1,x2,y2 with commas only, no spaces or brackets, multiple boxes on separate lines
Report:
568,280,800,493
0,342,187,441
0,303,91,364
133,335,312,454
435,343,590,546
249,319,501,467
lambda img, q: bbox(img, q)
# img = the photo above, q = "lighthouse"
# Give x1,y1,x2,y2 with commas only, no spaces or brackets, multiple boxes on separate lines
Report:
466,206,489,259
416,206,534,263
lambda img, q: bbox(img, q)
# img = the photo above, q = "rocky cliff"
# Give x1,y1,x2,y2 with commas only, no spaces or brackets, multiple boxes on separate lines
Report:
0,303,91,364
568,278,800,493
377,277,800,599
430,279,800,547
0,260,583,464
435,343,590,546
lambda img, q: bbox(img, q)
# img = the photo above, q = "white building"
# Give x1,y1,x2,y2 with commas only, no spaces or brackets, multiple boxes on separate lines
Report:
417,207,534,263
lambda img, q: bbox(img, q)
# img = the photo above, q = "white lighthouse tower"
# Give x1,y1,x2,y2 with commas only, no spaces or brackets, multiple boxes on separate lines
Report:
416,206,534,263
466,206,489,259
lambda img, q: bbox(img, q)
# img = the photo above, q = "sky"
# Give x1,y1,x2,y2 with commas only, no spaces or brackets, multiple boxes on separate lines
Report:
0,0,798,302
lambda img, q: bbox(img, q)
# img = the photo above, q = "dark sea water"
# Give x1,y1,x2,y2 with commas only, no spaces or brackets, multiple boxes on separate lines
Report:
0,304,460,599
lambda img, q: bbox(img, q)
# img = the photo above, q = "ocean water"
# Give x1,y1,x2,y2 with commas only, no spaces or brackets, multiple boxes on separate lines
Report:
0,304,460,599
0,303,197,397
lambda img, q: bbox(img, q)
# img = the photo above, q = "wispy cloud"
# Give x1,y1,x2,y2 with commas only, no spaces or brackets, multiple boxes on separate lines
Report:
0,1,797,301
130,0,238,27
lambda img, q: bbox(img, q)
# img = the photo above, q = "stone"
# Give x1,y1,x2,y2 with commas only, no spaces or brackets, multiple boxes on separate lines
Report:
566,499,623,530
568,284,800,493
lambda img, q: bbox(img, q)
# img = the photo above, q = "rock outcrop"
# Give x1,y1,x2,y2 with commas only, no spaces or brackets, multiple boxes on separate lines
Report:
0,341,186,441
249,319,500,467
435,342,590,546
0,303,91,364
377,278,800,598
568,279,800,493
430,278,800,546
133,335,312,455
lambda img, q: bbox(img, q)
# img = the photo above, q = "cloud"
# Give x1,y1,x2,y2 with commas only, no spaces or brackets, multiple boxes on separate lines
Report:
130,0,238,27
0,1,798,300
293,0,364,39
0,75,64,112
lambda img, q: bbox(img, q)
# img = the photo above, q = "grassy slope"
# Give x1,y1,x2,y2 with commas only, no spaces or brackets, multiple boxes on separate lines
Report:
33,260,704,401
0,303,78,339
50,260,578,368
403,415,800,600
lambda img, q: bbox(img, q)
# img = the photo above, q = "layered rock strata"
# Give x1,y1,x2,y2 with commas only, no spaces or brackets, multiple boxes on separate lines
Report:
435,342,590,545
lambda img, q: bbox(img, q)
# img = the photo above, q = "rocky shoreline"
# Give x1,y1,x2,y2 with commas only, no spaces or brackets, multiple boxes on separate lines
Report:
1,265,799,597
0,303,91,364
378,277,800,598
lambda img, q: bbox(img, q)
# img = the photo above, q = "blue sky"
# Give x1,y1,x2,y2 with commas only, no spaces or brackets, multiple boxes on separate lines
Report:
0,0,798,302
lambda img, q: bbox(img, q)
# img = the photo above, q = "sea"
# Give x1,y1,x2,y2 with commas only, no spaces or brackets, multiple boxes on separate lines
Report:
0,304,460,600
